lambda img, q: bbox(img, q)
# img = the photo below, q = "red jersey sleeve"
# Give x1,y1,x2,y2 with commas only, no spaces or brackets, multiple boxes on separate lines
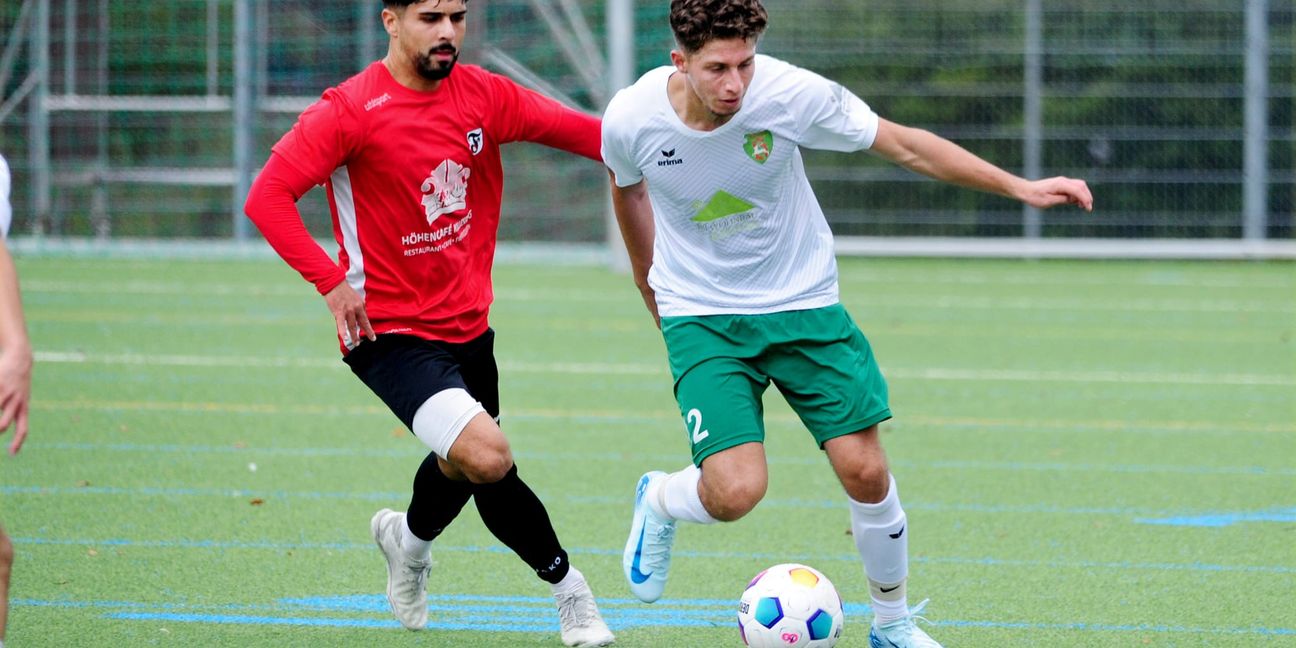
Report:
244,154,346,294
244,92,362,295
485,73,602,161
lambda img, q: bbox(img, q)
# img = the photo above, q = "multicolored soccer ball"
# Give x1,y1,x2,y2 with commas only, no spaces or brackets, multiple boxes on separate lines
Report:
737,563,844,647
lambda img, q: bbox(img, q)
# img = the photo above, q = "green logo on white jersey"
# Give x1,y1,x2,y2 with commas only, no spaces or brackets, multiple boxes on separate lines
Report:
691,190,755,223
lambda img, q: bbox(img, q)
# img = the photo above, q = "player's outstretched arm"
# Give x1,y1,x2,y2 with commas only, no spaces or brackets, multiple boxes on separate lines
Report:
608,171,660,328
869,118,1093,212
0,239,31,456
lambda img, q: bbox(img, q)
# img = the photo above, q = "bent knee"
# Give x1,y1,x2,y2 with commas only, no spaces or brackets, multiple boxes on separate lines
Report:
841,461,891,503
704,478,767,522
459,446,514,483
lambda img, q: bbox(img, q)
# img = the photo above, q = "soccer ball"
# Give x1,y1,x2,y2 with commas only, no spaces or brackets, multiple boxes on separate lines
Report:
737,563,844,647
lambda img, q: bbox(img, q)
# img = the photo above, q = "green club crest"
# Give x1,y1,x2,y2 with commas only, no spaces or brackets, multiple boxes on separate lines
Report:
743,130,773,164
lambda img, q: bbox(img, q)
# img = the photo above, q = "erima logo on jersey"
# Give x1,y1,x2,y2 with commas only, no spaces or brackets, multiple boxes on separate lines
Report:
420,159,471,225
657,148,684,167
364,93,391,112
466,128,483,155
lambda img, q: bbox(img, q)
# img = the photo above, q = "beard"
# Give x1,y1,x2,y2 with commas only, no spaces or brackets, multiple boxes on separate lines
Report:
415,46,459,81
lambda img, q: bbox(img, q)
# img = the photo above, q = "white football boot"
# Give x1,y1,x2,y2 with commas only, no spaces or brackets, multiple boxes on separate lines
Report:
370,508,430,630
553,567,615,646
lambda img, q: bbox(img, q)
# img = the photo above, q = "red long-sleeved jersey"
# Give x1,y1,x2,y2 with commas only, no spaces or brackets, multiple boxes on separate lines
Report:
245,61,601,351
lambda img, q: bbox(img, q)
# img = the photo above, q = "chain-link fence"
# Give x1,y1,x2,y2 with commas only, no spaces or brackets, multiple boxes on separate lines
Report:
0,1,1291,246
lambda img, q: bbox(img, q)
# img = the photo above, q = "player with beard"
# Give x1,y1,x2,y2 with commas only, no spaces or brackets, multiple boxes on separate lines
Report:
244,1,614,645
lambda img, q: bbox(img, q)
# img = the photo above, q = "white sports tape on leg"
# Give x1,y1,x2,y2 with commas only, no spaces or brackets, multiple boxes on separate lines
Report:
411,388,486,459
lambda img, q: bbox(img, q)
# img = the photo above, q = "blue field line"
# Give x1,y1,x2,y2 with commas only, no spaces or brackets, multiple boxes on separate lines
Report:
108,613,402,629
22,441,1296,477
1136,507,1296,527
29,399,1296,436
5,484,1286,521
95,612,1296,637
18,594,1293,637
12,536,1294,575
285,594,747,609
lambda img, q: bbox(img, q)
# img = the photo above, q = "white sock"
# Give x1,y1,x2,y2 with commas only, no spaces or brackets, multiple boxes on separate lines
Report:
551,565,586,596
848,474,909,624
648,464,718,524
401,516,432,560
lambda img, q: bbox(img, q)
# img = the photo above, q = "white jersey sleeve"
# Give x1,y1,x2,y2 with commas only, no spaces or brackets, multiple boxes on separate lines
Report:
601,87,645,188
0,154,11,238
776,63,880,153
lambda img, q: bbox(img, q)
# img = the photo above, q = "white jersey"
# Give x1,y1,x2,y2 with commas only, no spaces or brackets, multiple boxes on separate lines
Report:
0,154,10,237
602,54,879,316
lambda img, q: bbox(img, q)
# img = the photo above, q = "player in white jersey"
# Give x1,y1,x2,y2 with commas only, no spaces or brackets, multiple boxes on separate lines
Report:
0,152,34,648
601,1,1093,646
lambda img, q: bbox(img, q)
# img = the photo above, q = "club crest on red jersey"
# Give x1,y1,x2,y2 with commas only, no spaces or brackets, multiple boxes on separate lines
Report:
466,128,483,155
420,159,471,225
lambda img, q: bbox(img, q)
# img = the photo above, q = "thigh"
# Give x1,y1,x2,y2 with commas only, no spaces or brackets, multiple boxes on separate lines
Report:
759,305,892,447
663,316,769,466
446,328,501,419
343,333,471,429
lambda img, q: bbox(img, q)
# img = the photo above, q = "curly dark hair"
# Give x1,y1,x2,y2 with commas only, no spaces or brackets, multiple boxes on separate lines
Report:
383,0,470,8
669,0,769,53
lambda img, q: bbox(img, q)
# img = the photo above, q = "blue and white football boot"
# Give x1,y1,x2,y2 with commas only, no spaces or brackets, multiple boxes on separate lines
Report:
621,471,676,603
868,599,943,647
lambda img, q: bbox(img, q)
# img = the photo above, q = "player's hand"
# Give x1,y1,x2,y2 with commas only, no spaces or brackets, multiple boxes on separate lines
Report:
323,282,376,349
0,345,32,456
1017,176,1094,212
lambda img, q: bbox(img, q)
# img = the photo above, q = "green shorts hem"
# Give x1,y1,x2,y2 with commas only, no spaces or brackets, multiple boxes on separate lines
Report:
691,432,765,467
813,408,894,448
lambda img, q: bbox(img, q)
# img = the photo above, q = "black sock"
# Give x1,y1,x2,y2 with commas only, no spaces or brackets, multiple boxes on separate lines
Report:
405,453,474,541
472,464,571,584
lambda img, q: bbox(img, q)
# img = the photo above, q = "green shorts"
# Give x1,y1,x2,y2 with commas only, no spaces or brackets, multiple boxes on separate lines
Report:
660,303,892,465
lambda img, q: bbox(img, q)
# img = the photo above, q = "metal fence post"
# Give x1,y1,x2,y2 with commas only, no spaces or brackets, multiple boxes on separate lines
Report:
605,0,633,271
358,1,378,71
1243,0,1269,241
232,0,254,240
1022,0,1043,240
28,0,50,235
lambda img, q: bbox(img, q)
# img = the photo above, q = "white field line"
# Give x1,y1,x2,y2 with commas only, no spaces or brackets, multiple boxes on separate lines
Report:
20,280,1296,313
34,350,1296,386
21,279,306,297
836,270,1295,290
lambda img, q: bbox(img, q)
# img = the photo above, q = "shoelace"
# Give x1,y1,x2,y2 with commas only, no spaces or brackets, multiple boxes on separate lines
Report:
642,523,676,565
556,590,597,627
907,598,931,623
401,559,430,593
875,599,938,648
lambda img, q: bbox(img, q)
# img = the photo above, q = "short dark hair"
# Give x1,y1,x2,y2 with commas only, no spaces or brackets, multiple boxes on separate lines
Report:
669,0,768,53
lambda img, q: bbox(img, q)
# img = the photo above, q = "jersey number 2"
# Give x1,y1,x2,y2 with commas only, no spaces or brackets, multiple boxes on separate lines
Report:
687,408,710,445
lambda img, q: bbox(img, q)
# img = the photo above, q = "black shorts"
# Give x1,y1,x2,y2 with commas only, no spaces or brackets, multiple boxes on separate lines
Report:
342,330,500,430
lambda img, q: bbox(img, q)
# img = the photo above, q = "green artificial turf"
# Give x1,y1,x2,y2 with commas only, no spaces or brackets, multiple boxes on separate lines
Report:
3,256,1293,646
